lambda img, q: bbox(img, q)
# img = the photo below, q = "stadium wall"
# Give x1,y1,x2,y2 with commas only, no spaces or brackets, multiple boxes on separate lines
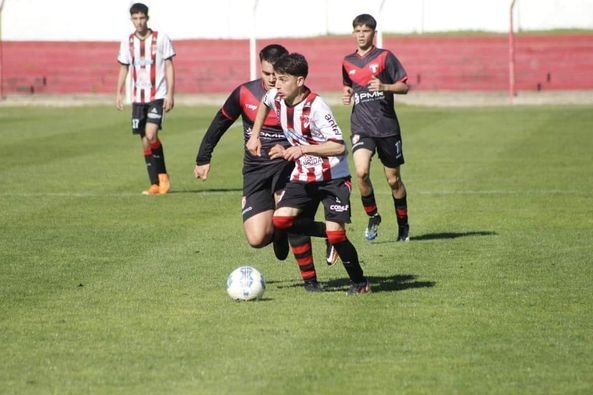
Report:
3,34,593,95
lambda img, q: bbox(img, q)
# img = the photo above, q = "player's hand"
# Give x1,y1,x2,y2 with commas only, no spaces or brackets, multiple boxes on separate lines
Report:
164,95,175,112
268,144,286,160
115,95,124,111
283,146,304,161
246,135,262,157
194,164,210,180
368,77,383,92
342,87,353,105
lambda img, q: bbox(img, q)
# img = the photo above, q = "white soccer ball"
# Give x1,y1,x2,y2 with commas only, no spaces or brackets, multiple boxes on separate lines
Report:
226,266,266,301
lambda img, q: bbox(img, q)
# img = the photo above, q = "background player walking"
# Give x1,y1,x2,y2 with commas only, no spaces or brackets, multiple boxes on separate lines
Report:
342,13,410,241
116,2,175,195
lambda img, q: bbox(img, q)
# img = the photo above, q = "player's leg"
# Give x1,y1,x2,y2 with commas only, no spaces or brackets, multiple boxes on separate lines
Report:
377,135,409,241
243,208,275,248
132,104,159,195
321,178,369,295
144,100,169,194
383,166,409,241
352,139,381,240
272,183,322,291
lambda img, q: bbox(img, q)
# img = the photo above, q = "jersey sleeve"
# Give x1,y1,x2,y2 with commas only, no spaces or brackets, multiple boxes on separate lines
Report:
311,98,344,143
160,33,176,60
117,38,131,65
342,62,352,87
220,85,244,121
263,88,278,108
387,51,408,83
195,87,242,165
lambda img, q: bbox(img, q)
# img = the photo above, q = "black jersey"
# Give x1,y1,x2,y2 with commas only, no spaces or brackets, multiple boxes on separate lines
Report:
196,79,289,170
342,46,408,138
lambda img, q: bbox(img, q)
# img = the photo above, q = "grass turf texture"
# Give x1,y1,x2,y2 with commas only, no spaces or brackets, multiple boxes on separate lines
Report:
1,103,592,394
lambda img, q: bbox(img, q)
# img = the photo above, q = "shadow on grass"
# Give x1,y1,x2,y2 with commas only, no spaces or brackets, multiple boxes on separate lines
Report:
371,230,497,244
411,230,497,241
270,274,435,294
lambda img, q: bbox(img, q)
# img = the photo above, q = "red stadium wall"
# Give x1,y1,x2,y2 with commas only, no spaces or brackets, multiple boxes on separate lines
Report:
2,34,593,95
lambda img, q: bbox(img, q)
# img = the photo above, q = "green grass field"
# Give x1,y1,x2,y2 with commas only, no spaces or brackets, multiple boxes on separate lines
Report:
1,101,592,394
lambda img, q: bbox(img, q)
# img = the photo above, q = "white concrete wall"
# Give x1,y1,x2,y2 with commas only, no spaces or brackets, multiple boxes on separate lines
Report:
2,0,593,41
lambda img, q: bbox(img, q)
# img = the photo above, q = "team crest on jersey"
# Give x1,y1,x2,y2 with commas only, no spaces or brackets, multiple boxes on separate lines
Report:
369,63,380,74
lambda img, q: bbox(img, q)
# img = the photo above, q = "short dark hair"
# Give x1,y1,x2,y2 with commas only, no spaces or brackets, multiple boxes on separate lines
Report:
130,3,149,16
259,44,289,64
273,53,308,79
352,14,377,30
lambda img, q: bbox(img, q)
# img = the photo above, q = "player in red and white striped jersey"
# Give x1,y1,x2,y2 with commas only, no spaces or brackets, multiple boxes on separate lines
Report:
247,53,370,295
116,3,175,195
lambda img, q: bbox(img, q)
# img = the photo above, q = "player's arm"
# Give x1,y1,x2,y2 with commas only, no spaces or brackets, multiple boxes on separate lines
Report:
194,110,235,180
246,98,271,157
368,77,409,94
164,58,175,112
341,64,354,105
115,63,129,111
283,141,345,161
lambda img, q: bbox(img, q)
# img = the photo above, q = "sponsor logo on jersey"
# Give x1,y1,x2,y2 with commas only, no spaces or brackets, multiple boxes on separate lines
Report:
354,91,384,104
324,114,341,135
245,103,257,111
349,69,356,75
301,155,322,167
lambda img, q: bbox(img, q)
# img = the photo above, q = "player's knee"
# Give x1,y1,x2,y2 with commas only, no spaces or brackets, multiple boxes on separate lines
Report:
245,232,272,249
355,168,370,182
272,215,295,230
387,175,403,190
326,229,347,245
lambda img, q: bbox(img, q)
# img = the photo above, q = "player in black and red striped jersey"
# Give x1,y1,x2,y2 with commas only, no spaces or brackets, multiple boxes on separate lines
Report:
342,13,411,242
194,45,337,287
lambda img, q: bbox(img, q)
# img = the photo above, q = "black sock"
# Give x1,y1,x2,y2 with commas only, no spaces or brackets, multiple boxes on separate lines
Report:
144,149,159,185
361,193,378,217
334,239,365,283
150,140,167,174
393,195,408,227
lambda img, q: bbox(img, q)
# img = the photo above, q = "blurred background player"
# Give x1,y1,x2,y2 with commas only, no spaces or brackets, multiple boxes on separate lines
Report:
116,2,175,195
342,14,410,241
194,45,337,284
247,53,370,294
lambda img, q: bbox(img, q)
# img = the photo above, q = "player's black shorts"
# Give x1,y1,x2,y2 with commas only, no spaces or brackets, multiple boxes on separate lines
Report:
351,134,405,168
131,99,165,136
276,177,353,224
241,160,294,222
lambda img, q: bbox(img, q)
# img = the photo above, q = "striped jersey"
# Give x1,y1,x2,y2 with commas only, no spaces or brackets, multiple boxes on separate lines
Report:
117,30,175,103
342,46,407,138
263,87,350,183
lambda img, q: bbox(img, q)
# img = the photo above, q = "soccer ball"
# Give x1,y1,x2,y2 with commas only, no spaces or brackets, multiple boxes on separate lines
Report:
226,266,266,301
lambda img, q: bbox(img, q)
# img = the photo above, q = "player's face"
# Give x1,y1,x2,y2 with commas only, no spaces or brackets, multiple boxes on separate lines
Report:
260,60,277,91
131,13,149,36
275,73,304,103
353,24,375,51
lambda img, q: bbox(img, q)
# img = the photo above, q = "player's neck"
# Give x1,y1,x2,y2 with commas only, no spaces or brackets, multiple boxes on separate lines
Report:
284,87,309,107
135,28,152,40
357,45,374,56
